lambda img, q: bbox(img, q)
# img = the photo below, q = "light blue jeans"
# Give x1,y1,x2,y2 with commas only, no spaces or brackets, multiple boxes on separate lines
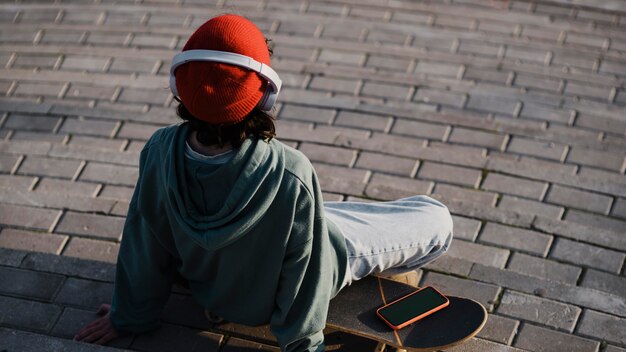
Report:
324,196,453,290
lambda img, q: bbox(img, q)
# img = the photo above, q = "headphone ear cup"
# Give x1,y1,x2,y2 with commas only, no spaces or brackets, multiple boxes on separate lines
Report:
169,74,179,97
257,86,276,111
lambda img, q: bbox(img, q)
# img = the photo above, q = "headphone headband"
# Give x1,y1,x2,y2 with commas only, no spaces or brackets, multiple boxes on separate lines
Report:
169,50,281,111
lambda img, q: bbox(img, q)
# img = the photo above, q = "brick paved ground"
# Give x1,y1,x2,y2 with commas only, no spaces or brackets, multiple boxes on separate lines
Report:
0,0,625,351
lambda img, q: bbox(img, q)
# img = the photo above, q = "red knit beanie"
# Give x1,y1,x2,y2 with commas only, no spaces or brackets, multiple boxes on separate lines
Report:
175,14,270,125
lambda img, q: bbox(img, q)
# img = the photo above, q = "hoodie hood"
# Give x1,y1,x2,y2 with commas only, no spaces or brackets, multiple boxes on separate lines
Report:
158,124,285,250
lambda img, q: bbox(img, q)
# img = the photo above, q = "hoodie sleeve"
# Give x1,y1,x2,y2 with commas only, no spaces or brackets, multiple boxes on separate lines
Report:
109,150,175,334
270,186,332,352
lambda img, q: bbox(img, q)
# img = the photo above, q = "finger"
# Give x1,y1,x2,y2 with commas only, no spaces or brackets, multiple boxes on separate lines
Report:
75,318,108,340
94,330,118,345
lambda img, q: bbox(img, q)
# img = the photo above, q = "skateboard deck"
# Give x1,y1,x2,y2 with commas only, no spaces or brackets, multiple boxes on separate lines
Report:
327,275,487,351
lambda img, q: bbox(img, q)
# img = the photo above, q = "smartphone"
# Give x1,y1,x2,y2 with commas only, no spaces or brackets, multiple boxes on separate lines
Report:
376,286,449,330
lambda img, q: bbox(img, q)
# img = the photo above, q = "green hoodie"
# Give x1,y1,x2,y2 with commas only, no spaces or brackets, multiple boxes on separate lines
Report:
110,123,348,352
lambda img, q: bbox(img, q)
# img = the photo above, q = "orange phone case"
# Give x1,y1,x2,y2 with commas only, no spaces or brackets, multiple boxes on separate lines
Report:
376,286,450,330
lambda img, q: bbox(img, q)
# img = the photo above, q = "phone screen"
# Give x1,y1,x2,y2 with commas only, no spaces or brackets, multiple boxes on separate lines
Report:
377,286,448,328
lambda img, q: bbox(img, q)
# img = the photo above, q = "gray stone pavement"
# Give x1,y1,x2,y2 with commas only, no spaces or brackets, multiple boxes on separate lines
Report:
0,0,625,351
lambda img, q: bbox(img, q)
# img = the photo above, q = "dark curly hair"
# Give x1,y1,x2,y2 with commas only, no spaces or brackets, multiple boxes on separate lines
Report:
177,103,276,149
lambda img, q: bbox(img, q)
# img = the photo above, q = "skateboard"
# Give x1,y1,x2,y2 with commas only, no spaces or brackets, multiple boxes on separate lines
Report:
326,275,488,351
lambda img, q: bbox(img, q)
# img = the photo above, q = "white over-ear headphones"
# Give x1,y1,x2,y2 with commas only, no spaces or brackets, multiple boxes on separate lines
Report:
169,49,282,111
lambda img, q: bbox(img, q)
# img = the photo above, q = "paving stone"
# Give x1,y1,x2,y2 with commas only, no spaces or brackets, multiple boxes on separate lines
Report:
507,137,568,161
13,53,60,69
318,49,365,66
514,73,561,93
446,337,527,351
577,309,626,346
299,142,356,167
450,215,482,241
309,76,359,95
109,57,160,74
606,346,626,352
279,104,336,124
56,212,124,241
611,198,626,220
448,127,507,150
446,238,510,268
0,187,115,214
0,140,48,157
433,183,497,207
550,238,625,274
79,162,138,187
61,56,109,72
581,269,626,297
482,173,547,200
497,290,581,332
0,247,27,267
55,277,113,310
354,151,417,176
422,271,500,311
520,103,572,124
34,178,99,197
365,55,412,71
423,256,474,277
418,162,482,188
469,264,626,316
565,81,611,100
363,172,432,201
0,228,67,254
13,82,65,98
131,33,177,49
60,118,118,137
334,111,391,131
17,155,81,179
68,136,126,150
391,119,450,140
110,202,129,217
85,32,129,46
50,307,134,349
575,167,626,199
466,95,518,116
117,87,169,106
97,185,134,202
507,252,581,285
116,122,161,141
565,208,626,233
0,265,65,301
497,195,564,219
514,323,600,352
361,81,411,100
533,216,626,252
476,313,519,345
21,251,114,283
49,144,139,166
3,113,61,132
0,203,60,231
62,237,120,264
335,132,428,160
479,222,553,256
131,323,223,352
40,30,84,44
414,61,460,77
0,154,19,173
0,296,62,332
0,327,130,351
10,130,67,143
546,184,613,215
0,174,34,190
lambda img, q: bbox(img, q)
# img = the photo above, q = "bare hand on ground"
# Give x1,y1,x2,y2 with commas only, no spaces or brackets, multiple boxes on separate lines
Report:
74,304,120,345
